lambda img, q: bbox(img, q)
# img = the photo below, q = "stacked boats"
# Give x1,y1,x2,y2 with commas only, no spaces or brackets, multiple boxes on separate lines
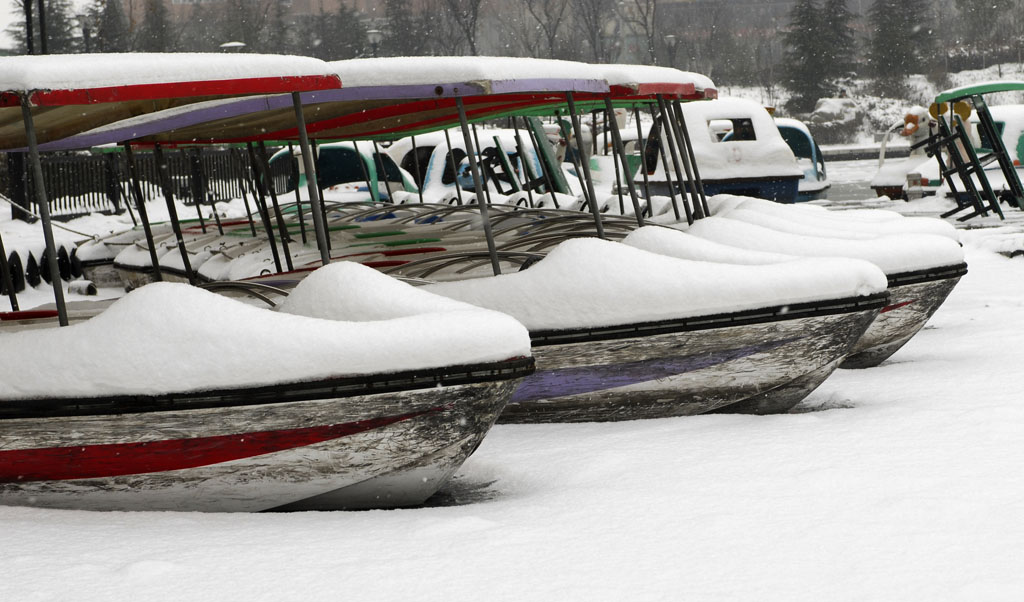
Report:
0,53,966,512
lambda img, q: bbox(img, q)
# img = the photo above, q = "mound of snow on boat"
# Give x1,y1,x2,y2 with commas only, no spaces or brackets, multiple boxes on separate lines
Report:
0,266,530,400
425,238,887,331
685,216,964,274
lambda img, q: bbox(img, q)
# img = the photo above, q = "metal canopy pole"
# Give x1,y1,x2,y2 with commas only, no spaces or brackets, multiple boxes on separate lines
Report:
286,143,307,243
655,95,694,224
246,142,283,273
122,143,163,282
231,148,258,237
372,140,395,201
443,128,464,205
633,107,654,215
604,97,645,227
351,140,378,204
186,148,208,233
565,91,605,239
0,232,19,310
553,109,592,211
20,97,67,325
152,143,197,285
648,107,685,222
410,136,425,204
257,141,294,271
670,99,709,218
291,92,331,266
455,97,501,276
511,118,535,207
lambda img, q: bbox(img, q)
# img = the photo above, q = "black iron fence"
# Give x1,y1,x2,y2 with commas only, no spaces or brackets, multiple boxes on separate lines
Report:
1,147,293,222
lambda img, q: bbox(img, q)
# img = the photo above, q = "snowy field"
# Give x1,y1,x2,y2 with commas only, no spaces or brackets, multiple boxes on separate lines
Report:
4,169,1024,599
2,245,1022,600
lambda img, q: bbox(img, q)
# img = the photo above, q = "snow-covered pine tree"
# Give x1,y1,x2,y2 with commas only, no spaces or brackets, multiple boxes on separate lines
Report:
6,0,79,54
867,0,934,95
820,0,855,96
137,0,173,52
90,0,131,52
782,0,826,113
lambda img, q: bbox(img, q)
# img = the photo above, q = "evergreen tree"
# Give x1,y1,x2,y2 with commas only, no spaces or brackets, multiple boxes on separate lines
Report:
137,0,173,52
294,3,367,60
90,0,130,52
820,0,856,94
381,0,428,56
867,0,934,94
6,0,79,54
781,0,826,113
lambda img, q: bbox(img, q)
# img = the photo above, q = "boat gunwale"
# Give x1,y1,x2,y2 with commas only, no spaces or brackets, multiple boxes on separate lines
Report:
529,291,889,346
0,356,534,420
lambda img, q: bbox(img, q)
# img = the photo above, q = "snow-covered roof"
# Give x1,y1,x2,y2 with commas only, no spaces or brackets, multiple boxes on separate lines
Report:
596,64,717,99
329,56,610,96
936,80,1024,103
0,53,338,101
0,53,340,150
0,263,530,400
424,237,886,331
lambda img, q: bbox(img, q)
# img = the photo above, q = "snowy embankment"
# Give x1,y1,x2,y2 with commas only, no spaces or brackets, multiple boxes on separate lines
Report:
1,245,1021,600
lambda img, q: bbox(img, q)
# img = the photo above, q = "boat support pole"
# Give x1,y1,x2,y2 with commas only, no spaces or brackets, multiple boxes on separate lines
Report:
287,143,308,243
257,141,294,271
604,97,645,227
122,143,164,283
153,143,197,285
668,99,707,219
511,118,535,207
470,123,493,204
20,97,67,324
649,107,685,222
633,107,654,216
655,96,693,224
566,92,605,239
443,129,464,205
672,99,710,217
372,140,395,202
292,92,331,266
246,142,283,273
186,149,208,234
554,109,593,212
456,97,501,276
410,136,425,204
231,148,258,237
0,232,19,310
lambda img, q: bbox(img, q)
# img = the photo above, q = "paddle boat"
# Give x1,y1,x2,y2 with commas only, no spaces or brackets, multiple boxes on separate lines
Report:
775,117,830,201
0,263,532,511
0,53,535,511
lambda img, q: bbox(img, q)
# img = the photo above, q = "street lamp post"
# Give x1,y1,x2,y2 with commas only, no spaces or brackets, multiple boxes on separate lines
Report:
366,29,383,58
664,33,679,68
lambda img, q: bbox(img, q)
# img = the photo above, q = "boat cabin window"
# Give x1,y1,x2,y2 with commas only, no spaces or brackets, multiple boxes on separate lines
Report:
441,149,468,185
717,118,757,142
778,127,813,159
400,146,434,188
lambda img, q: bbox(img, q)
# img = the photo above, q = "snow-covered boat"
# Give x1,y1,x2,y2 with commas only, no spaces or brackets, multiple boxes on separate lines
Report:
644,97,804,203
0,264,532,511
869,106,934,199
419,237,887,418
660,195,967,368
775,117,830,201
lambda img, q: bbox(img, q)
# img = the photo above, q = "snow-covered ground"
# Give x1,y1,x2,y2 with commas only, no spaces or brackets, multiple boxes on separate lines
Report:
4,182,1024,599
1,244,1022,599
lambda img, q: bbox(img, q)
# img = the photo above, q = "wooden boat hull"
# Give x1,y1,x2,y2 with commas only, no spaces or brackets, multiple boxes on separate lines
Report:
841,263,967,369
0,358,532,512
499,293,886,421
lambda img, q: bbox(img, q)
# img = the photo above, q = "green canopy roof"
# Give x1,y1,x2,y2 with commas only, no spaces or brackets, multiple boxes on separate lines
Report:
936,81,1024,103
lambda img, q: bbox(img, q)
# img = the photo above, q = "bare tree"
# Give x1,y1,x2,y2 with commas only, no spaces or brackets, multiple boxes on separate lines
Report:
572,0,616,62
616,0,657,64
523,0,570,59
440,0,483,55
